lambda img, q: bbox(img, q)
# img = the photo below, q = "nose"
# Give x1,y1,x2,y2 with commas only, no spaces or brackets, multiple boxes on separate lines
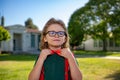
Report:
54,33,59,38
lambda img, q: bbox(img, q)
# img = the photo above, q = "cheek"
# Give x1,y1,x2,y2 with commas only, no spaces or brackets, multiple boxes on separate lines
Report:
48,38,66,44
45,35,51,41
61,37,66,43
45,36,52,42
46,35,66,44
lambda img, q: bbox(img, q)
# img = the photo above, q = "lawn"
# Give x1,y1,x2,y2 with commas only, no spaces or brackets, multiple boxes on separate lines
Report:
0,52,120,80
0,54,37,80
77,58,120,80
74,50,120,57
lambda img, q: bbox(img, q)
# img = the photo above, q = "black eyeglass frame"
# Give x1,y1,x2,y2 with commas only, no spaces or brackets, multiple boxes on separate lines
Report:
45,31,67,37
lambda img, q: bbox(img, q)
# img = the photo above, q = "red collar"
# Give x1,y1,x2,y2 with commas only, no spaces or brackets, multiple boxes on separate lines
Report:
50,49,61,55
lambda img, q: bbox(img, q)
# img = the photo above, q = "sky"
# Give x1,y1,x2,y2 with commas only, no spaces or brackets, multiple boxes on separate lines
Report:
0,0,89,30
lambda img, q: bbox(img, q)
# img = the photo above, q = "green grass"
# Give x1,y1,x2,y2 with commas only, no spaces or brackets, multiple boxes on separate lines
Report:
77,58,120,80
0,53,120,80
0,54,38,80
74,50,120,57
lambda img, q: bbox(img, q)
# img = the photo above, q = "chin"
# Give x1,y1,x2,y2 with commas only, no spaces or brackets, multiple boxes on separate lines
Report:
51,44,62,47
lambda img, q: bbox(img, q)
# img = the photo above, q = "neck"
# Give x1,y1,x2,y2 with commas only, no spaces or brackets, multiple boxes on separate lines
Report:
49,46,61,50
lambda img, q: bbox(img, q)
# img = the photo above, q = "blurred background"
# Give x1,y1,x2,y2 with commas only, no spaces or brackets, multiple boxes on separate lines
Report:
0,0,120,80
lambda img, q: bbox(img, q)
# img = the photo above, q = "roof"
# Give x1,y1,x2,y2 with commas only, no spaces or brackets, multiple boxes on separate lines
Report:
26,28,41,33
5,24,25,28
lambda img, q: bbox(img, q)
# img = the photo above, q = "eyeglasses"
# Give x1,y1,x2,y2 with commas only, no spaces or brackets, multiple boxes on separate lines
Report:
46,31,66,37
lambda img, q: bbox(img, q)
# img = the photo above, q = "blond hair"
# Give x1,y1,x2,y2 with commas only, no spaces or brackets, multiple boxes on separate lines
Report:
40,18,70,50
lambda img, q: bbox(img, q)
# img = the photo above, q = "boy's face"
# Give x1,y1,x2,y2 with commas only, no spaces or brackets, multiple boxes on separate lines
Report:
44,24,66,49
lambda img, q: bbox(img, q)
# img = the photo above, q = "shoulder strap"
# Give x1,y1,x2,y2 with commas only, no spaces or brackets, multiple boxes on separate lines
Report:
65,59,69,80
39,67,44,80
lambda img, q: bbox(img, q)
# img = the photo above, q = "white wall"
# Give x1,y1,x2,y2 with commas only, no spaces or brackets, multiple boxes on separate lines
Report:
84,38,120,51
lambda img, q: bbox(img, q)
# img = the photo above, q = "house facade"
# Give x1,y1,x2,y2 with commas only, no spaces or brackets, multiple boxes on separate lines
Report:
84,38,120,51
1,24,41,54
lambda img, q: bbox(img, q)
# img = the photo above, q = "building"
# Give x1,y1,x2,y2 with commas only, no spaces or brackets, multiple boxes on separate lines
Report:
84,38,120,51
1,24,41,54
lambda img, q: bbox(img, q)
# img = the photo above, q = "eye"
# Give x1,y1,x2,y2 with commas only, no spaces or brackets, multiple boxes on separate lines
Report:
49,31,56,35
58,31,65,36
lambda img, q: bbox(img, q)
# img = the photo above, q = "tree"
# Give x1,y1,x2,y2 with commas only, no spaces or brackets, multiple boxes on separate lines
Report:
25,18,38,29
0,26,11,53
112,27,120,44
68,0,120,51
86,0,120,51
68,6,92,49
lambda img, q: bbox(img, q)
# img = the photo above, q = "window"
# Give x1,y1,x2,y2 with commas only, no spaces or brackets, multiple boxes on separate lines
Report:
94,40,98,47
99,40,103,47
31,34,35,48
37,35,41,50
